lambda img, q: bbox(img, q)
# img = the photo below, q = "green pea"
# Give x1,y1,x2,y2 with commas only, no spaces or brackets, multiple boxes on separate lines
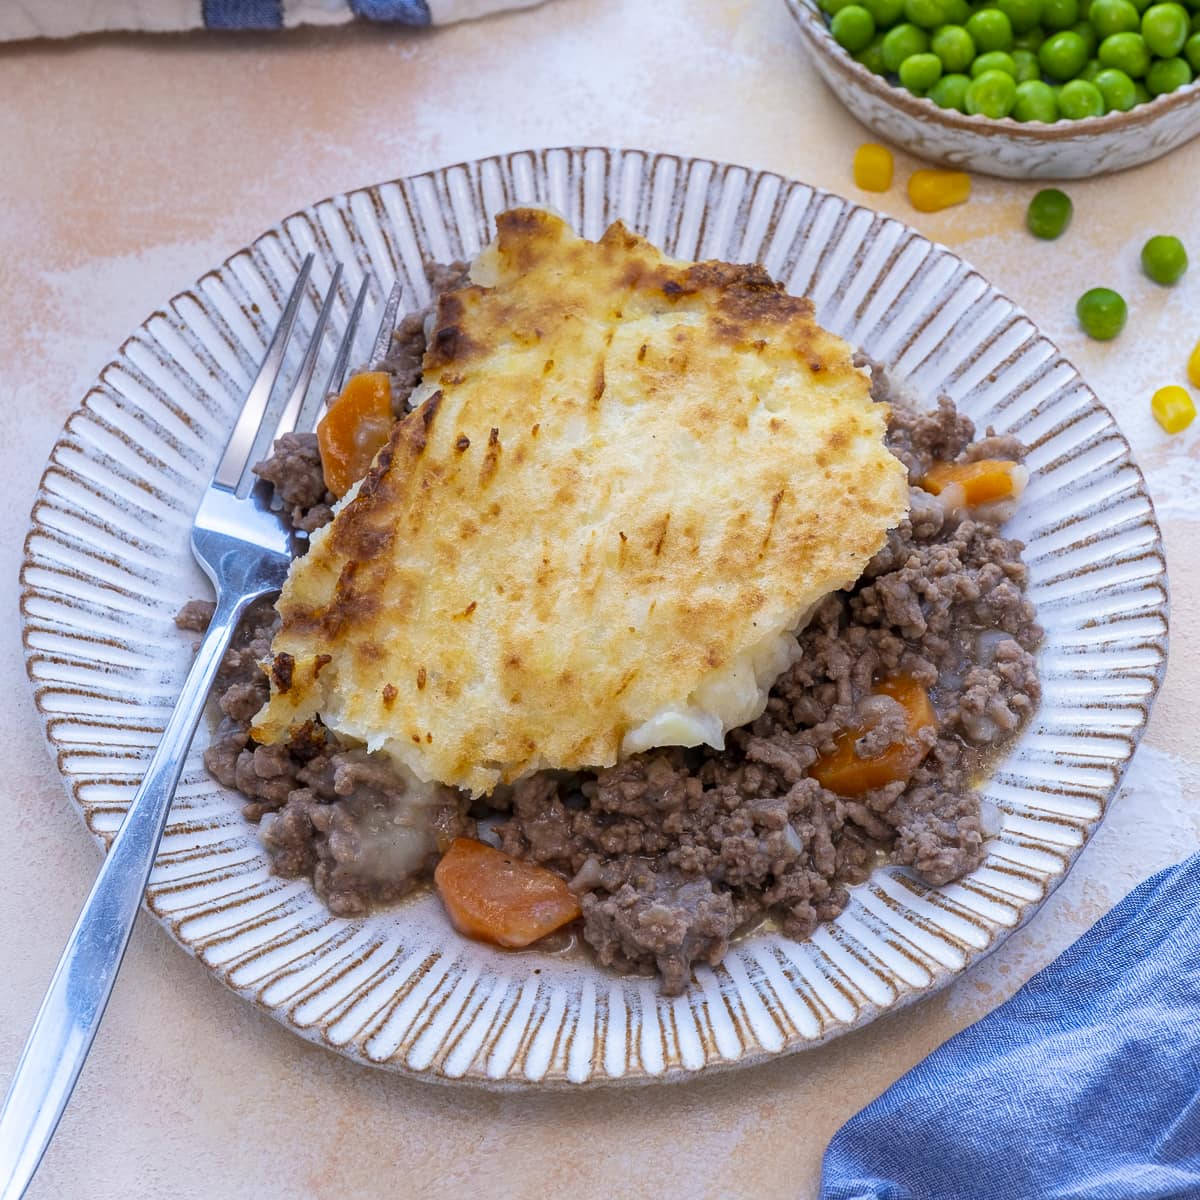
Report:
1186,30,1200,69
1072,19,1100,53
1095,64,1139,105
1078,56,1102,76
1012,46,1043,76
833,5,878,50
1089,0,1142,34
966,7,1015,48
1076,288,1128,340
928,71,974,106
966,66,1019,112
900,49,945,87
1013,27,1047,48
1098,30,1152,73
1042,0,1081,25
855,36,890,72
998,0,1044,30
1128,0,1154,12
1058,77,1106,113
931,23,977,68
882,22,932,68
1141,235,1189,284
1013,77,1061,117
1040,29,1090,75
821,0,859,13
945,0,971,22
1142,1,1191,52
972,49,1019,73
863,0,907,25
1146,53,1195,89
905,0,950,27
1026,188,1074,238
1142,2,1191,47
1134,79,1153,99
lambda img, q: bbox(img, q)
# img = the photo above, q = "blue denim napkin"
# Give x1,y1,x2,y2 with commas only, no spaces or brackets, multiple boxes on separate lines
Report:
821,851,1200,1200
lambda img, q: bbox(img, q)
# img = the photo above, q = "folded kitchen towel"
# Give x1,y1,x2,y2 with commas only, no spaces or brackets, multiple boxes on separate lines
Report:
821,850,1200,1200
0,0,549,41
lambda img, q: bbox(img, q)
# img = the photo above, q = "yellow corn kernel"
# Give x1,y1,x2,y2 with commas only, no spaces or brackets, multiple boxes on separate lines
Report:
1151,385,1196,434
908,169,971,213
1188,339,1200,388
854,143,894,192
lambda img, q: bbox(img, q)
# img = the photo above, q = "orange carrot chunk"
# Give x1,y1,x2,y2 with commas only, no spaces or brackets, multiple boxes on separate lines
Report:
434,838,582,949
809,677,938,797
316,370,394,498
920,459,1023,506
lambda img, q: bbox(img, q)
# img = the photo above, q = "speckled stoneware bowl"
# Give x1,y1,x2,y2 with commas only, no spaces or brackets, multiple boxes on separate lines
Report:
21,147,1167,1088
785,0,1200,178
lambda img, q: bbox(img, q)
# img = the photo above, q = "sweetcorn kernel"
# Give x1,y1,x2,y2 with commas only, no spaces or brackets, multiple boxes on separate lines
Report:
1151,385,1196,434
908,169,971,213
854,143,895,192
1189,339,1200,389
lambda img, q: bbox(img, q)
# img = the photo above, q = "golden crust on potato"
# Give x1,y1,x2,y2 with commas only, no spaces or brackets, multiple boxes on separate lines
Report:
252,209,909,795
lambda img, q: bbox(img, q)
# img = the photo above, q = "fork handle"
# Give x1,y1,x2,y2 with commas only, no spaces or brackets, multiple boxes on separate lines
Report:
0,589,259,1200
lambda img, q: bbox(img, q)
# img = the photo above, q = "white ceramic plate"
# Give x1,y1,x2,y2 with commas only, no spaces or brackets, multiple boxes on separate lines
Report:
21,148,1167,1087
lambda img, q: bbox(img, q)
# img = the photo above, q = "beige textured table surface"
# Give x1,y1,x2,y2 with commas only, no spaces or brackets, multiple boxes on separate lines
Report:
1,2,1197,1197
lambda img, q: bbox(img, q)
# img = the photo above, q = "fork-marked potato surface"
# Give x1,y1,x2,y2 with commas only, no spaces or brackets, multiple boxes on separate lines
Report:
252,209,910,795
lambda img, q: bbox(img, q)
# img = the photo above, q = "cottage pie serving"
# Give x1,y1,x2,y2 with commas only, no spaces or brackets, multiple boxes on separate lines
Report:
182,208,1041,995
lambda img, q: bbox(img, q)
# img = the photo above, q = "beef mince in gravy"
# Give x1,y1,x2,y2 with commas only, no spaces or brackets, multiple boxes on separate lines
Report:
179,267,1042,995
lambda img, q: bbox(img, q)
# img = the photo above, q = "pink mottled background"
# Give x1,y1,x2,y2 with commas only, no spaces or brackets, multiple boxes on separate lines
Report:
1,1,1197,1197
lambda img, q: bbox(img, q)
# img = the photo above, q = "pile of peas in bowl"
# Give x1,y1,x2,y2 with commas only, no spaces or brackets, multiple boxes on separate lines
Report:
823,0,1200,120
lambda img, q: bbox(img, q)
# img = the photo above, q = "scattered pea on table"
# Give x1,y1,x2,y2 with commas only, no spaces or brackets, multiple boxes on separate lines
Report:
1076,287,1128,340
1142,235,1189,284
1026,187,1074,238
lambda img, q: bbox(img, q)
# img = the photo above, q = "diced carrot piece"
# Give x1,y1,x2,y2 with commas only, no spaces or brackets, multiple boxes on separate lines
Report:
316,371,394,498
809,677,938,797
434,838,581,949
920,459,1022,506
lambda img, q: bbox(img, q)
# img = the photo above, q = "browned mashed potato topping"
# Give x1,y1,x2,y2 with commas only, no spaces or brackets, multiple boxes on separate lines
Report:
181,247,1041,997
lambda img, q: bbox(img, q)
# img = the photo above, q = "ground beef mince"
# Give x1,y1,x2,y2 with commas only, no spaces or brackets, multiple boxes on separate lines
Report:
184,288,1042,995
252,433,332,532
199,598,475,915
374,260,470,413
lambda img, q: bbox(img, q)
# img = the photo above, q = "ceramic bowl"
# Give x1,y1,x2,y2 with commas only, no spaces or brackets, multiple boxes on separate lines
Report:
785,0,1200,178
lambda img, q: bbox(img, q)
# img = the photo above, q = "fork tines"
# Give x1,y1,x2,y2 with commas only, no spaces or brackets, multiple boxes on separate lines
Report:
213,257,369,497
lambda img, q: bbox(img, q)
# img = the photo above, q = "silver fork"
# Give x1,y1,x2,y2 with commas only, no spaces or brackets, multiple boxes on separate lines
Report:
0,257,381,1200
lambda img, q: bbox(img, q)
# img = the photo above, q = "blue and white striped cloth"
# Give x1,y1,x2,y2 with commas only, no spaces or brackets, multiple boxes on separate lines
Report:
0,0,548,40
